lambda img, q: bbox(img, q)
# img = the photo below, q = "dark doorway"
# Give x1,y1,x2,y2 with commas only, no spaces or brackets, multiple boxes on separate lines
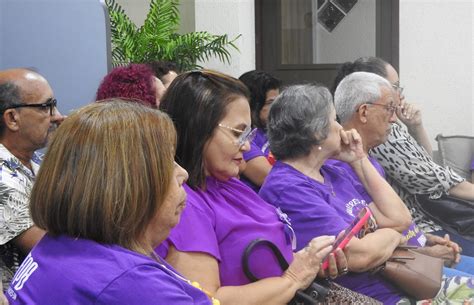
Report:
255,0,398,87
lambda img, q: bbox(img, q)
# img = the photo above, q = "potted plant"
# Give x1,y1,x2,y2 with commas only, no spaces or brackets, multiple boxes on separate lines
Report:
105,0,240,70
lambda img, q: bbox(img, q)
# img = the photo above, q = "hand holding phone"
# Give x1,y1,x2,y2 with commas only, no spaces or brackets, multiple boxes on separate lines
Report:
321,207,372,270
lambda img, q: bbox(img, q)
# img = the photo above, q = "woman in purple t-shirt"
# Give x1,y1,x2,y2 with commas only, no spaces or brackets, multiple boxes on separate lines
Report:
259,83,415,304
238,70,281,191
158,70,350,305
7,101,214,305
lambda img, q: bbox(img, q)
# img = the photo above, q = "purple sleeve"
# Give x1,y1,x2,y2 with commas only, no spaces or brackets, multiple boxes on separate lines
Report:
332,164,373,205
272,181,349,250
368,157,386,178
471,158,474,170
347,178,373,204
165,195,221,261
243,141,265,162
95,265,211,305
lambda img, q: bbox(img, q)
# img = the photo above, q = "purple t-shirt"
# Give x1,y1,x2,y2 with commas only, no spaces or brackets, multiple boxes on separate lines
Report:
243,128,270,161
259,161,404,304
241,128,270,192
6,234,211,305
326,158,427,247
156,177,294,286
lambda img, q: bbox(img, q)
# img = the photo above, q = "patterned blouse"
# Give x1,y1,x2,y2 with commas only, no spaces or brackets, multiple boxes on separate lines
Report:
0,144,41,291
370,123,464,233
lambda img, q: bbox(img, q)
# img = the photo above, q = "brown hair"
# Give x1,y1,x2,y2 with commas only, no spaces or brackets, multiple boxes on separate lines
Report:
160,70,250,188
30,99,176,254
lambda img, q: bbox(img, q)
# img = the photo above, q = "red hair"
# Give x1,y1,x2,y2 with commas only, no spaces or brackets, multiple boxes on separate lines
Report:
96,64,157,108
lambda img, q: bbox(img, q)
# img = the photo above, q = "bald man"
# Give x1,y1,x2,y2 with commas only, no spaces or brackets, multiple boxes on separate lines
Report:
0,68,64,290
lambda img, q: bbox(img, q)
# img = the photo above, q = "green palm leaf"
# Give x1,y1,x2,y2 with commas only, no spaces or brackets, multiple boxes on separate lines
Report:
105,0,139,65
105,0,240,70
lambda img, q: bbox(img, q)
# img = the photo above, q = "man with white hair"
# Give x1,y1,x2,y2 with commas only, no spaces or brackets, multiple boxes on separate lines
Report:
333,71,474,278
334,71,398,151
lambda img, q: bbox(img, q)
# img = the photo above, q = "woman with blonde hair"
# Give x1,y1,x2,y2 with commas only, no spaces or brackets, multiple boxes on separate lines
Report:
6,100,215,305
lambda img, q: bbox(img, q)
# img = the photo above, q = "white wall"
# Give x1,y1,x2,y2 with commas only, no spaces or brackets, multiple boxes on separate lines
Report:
194,0,255,77
114,0,149,26
400,0,473,146
113,0,194,33
178,0,195,33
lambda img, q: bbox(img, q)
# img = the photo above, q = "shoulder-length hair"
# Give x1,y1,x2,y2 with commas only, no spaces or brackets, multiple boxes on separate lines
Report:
160,70,250,189
30,99,176,254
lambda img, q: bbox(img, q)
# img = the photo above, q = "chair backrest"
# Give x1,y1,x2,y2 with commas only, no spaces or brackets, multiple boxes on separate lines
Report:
435,134,474,180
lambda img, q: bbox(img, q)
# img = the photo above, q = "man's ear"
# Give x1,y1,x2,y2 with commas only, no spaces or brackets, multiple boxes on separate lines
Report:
3,109,20,132
357,104,369,124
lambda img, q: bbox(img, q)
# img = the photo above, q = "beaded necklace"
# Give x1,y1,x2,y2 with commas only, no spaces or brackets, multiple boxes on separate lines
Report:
151,253,220,305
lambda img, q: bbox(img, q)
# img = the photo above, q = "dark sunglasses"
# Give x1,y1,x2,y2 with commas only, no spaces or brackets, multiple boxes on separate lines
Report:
5,98,57,116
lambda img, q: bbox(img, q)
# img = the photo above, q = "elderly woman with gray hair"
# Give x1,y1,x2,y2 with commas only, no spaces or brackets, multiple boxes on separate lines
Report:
258,83,415,304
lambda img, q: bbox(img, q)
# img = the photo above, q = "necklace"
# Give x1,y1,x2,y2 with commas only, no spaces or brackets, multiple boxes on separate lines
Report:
152,253,220,305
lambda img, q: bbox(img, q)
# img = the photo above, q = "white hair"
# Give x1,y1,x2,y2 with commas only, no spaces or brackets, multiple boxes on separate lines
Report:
334,72,392,124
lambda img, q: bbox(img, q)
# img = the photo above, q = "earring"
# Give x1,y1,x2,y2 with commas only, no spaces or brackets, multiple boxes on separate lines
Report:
318,146,322,151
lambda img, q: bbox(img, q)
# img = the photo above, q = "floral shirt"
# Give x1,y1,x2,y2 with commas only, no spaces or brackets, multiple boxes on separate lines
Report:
0,144,41,291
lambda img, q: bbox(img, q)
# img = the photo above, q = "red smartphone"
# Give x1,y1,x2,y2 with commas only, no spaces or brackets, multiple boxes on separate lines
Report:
321,207,372,270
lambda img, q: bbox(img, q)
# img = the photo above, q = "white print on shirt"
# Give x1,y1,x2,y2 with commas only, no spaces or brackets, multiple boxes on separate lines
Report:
11,253,38,291
345,198,367,217
7,286,16,300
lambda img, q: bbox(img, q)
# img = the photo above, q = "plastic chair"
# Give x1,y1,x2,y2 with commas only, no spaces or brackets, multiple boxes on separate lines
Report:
435,134,474,180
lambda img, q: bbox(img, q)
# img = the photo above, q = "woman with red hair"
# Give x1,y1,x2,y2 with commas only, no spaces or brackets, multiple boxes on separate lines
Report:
96,63,165,107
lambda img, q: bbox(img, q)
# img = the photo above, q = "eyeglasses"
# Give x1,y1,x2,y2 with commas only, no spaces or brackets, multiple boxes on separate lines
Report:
218,123,257,148
368,102,398,116
392,83,404,95
6,98,57,116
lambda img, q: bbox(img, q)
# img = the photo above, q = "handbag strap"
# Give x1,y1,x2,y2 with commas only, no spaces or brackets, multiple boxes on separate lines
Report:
242,238,289,282
242,239,326,305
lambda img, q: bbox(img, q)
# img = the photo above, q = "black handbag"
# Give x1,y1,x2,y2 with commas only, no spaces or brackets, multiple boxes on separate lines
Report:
242,239,381,305
415,194,474,241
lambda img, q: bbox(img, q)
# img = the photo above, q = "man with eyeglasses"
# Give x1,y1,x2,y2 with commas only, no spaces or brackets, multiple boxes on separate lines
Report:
332,72,474,278
333,71,398,151
0,68,65,291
